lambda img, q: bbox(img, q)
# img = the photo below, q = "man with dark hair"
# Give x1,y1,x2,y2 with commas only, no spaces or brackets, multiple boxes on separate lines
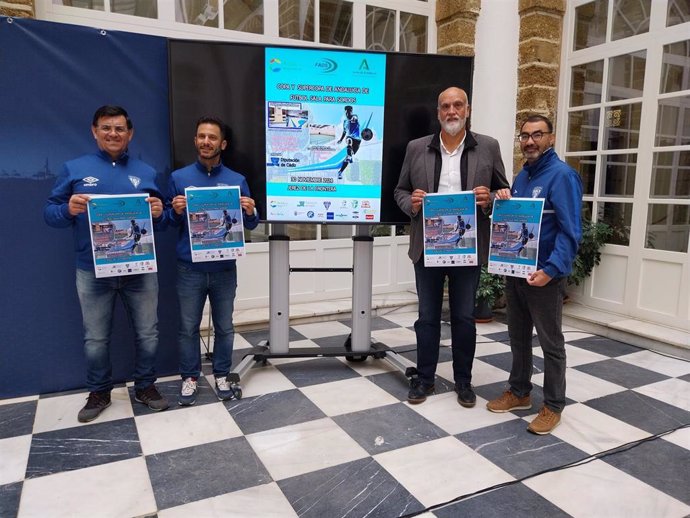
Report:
167,116,259,406
487,114,582,435
394,87,510,407
44,105,169,423
336,105,361,180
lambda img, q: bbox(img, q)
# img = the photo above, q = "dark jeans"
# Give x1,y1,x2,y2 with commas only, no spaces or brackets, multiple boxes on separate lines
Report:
506,276,567,413
76,269,159,392
176,262,237,379
413,260,481,386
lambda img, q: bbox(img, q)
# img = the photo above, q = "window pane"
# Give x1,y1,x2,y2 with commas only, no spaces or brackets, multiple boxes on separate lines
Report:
598,202,632,245
646,204,689,252
111,0,157,17
286,224,317,240
395,224,410,236
651,151,690,198
366,6,395,51
245,223,269,243
582,201,594,221
176,0,219,27
370,225,393,237
660,40,690,94
566,156,597,195
54,0,104,9
667,0,690,27
568,108,600,151
400,12,427,54
279,0,315,41
321,224,352,239
320,0,352,47
655,95,690,146
574,0,608,51
604,103,641,150
571,60,604,107
225,0,263,33
601,154,636,196
607,51,646,101
612,0,650,41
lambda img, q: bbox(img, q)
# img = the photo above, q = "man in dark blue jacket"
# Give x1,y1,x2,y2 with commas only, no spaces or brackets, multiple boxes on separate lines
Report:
44,105,169,423
487,115,583,435
167,116,259,406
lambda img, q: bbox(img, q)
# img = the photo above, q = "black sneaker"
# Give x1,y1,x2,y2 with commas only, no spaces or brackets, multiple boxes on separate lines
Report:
408,378,435,404
456,383,476,408
135,384,169,412
77,390,111,423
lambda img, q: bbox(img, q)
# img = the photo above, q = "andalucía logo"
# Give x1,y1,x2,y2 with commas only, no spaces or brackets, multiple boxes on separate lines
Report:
359,59,369,71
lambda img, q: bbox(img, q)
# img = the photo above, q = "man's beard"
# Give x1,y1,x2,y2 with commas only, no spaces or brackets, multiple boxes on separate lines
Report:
441,117,466,136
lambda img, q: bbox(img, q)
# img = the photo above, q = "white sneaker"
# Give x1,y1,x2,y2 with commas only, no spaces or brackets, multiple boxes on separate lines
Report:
178,377,198,406
215,376,238,401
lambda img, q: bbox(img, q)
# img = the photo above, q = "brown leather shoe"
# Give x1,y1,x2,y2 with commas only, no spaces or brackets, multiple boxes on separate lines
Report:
527,406,561,435
486,390,532,413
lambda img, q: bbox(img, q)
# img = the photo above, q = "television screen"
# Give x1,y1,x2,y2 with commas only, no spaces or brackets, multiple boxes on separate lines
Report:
168,40,472,225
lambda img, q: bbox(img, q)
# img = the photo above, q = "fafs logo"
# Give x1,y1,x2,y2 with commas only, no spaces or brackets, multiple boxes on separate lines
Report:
315,58,338,73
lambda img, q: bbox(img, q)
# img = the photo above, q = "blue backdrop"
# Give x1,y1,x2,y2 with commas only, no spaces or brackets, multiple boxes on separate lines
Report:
0,16,177,398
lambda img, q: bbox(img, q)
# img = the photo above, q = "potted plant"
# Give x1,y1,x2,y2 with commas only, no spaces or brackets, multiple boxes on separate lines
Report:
474,265,505,322
568,219,612,286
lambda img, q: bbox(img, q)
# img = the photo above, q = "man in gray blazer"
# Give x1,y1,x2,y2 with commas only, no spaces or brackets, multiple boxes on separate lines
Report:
394,87,510,406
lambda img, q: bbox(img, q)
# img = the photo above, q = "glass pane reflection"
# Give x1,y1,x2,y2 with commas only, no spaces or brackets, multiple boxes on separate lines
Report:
607,51,646,101
571,60,604,107
400,12,427,54
574,0,608,50
646,204,689,252
651,151,690,198
601,154,636,196
366,6,395,51
656,95,690,147
604,103,641,150
568,108,600,152
660,40,690,94
320,0,353,47
598,202,632,245
612,0,650,41
566,156,597,195
279,0,315,41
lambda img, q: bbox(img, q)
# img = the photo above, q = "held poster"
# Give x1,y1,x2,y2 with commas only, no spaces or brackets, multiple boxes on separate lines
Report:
423,192,478,267
488,198,544,278
87,194,157,278
185,186,245,263
265,47,386,223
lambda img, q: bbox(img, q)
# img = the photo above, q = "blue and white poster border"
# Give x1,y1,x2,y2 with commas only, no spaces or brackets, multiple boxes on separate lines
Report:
423,192,478,267
185,186,245,263
87,194,157,278
488,197,544,278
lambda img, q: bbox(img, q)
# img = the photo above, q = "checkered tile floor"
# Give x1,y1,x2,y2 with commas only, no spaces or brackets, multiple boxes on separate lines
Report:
2,310,690,518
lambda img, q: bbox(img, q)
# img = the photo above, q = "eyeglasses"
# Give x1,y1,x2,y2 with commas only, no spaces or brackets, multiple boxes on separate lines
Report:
517,131,551,143
98,125,129,134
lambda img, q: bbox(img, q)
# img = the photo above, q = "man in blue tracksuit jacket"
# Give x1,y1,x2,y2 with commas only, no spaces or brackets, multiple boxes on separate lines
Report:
44,105,169,423
487,114,583,435
166,116,259,406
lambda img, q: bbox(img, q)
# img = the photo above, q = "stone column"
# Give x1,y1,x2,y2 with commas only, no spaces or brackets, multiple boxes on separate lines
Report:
514,0,565,174
0,0,34,18
436,0,481,57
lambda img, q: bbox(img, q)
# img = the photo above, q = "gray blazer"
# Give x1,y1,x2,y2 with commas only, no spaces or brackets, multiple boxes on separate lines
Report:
394,131,510,264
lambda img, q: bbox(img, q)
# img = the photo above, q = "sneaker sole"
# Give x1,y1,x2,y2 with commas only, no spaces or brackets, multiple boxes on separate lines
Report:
135,397,169,411
178,399,196,406
527,419,561,435
486,403,532,413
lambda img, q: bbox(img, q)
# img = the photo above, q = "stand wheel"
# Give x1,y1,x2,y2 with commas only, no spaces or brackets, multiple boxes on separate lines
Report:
345,355,367,363
231,384,243,400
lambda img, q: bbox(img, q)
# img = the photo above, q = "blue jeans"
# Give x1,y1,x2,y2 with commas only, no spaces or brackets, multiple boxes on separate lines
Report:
413,260,481,386
176,262,237,379
75,269,159,392
506,276,567,413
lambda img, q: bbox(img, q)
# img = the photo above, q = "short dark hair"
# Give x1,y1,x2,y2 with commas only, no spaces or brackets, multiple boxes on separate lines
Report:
196,116,227,140
92,105,132,129
344,105,353,112
520,114,553,133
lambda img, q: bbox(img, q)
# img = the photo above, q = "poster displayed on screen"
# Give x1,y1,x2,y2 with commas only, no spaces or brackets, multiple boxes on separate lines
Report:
185,186,245,263
265,47,386,223
87,194,157,278
423,192,478,267
488,198,544,278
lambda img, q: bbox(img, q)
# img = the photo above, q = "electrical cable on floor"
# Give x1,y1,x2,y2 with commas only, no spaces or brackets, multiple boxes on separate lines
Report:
398,422,690,518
